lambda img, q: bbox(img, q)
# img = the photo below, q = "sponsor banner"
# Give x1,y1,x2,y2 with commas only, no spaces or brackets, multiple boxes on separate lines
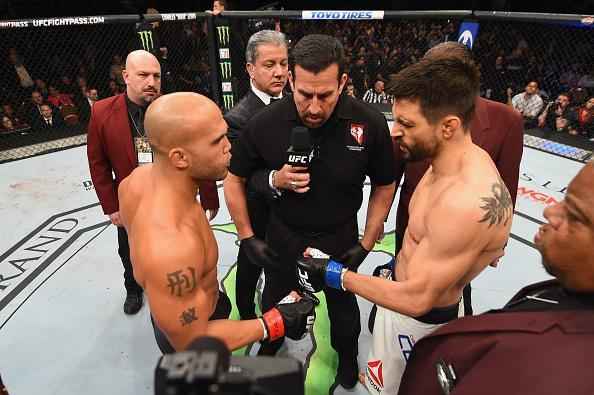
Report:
219,48,230,60
221,82,232,93
160,13,196,21
302,10,384,20
515,147,583,221
457,21,480,49
0,16,106,29
216,25,230,46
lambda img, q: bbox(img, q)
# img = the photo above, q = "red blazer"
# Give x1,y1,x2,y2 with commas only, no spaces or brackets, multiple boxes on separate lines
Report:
393,97,524,248
399,282,594,395
87,94,219,215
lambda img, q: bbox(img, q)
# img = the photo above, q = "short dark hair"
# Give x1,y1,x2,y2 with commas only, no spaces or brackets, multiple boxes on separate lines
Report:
214,0,226,8
386,57,480,130
290,34,345,81
424,41,473,64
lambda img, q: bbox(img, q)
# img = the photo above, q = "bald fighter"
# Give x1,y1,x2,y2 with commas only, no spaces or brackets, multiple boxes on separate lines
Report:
118,92,315,352
296,58,513,393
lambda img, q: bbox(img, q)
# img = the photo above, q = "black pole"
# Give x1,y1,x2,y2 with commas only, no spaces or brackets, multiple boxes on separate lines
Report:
206,13,222,108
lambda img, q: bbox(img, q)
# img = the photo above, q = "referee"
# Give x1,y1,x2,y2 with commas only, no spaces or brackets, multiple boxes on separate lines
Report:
224,34,395,389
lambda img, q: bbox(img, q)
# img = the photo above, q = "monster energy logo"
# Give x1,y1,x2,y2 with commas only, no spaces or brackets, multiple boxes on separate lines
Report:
220,62,232,80
216,26,230,46
223,94,234,109
138,30,154,51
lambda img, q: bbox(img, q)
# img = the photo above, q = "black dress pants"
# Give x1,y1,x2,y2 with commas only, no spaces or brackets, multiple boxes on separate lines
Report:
235,192,270,320
259,212,361,361
116,226,142,294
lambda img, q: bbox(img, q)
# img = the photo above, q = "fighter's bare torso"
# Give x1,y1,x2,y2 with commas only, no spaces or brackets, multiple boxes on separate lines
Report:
397,144,512,308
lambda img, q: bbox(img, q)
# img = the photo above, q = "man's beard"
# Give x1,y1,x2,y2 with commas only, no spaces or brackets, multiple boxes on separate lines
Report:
400,141,435,162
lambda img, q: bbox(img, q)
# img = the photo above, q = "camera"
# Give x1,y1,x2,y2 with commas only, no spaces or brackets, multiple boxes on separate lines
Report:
155,337,304,395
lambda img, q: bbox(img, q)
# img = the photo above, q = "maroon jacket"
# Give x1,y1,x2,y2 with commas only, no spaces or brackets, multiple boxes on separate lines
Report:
87,94,219,215
399,281,594,395
394,97,523,248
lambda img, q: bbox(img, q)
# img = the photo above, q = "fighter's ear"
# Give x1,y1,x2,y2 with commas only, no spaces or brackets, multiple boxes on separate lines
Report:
169,147,190,169
441,116,461,140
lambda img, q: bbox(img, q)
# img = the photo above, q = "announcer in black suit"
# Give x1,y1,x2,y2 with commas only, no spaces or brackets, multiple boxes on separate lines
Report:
223,29,288,321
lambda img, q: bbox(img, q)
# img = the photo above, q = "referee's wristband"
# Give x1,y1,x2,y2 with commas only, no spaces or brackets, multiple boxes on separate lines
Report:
325,260,345,290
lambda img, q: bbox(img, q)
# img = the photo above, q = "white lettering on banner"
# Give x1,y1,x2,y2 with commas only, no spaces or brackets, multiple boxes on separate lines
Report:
161,13,196,21
221,82,232,93
302,10,384,20
0,21,29,28
31,16,105,27
219,48,230,60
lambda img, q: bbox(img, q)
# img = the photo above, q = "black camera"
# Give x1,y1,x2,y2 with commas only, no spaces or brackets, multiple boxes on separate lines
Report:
155,337,304,395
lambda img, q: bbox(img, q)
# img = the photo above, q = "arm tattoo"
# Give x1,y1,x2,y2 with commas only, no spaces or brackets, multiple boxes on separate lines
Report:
180,307,198,326
479,178,513,227
166,267,197,297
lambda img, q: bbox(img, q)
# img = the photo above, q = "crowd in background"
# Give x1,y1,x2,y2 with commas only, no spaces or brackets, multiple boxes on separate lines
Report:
1,17,593,140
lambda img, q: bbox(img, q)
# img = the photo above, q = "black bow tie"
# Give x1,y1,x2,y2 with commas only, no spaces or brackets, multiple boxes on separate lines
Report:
269,97,281,103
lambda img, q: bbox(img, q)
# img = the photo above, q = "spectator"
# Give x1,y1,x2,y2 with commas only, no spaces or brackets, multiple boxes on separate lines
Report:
1,103,28,129
577,64,594,90
59,75,76,96
47,85,75,109
3,48,35,102
79,88,99,124
512,80,544,128
39,104,64,129
576,97,594,141
34,79,49,98
1,116,15,134
538,92,577,134
345,83,356,98
28,90,57,129
106,79,123,97
109,55,125,87
362,79,393,104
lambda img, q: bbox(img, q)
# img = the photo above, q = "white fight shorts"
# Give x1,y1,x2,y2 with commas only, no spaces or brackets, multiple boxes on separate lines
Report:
365,301,463,394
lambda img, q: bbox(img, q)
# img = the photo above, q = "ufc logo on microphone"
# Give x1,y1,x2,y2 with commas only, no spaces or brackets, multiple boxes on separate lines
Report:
288,155,308,164
297,268,315,292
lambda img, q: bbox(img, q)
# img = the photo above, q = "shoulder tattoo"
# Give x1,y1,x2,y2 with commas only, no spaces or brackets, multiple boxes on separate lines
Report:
478,177,513,227
166,267,198,297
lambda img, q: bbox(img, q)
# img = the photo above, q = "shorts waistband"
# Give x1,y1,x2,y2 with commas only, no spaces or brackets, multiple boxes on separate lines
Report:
415,301,460,325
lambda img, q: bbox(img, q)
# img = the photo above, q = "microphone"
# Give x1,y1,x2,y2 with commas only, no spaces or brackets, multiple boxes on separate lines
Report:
286,126,312,167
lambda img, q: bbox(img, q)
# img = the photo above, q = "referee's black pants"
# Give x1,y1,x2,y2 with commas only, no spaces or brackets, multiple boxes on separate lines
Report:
235,192,270,320
259,212,361,362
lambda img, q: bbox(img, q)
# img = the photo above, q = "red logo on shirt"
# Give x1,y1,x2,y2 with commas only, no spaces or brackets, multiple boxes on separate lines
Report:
367,359,384,389
350,123,366,145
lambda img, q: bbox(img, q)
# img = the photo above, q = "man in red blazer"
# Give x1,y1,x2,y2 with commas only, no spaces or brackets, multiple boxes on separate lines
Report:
399,163,594,395
87,50,219,314
391,42,524,315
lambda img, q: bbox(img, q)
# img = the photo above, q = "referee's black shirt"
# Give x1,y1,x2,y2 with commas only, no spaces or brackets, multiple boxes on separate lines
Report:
230,94,394,232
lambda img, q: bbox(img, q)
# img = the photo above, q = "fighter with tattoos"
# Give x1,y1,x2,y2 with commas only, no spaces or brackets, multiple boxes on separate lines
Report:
119,92,315,353
296,57,512,393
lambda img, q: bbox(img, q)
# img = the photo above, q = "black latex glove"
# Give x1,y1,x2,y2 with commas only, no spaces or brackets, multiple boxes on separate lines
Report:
296,257,328,293
241,236,280,270
335,242,369,271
